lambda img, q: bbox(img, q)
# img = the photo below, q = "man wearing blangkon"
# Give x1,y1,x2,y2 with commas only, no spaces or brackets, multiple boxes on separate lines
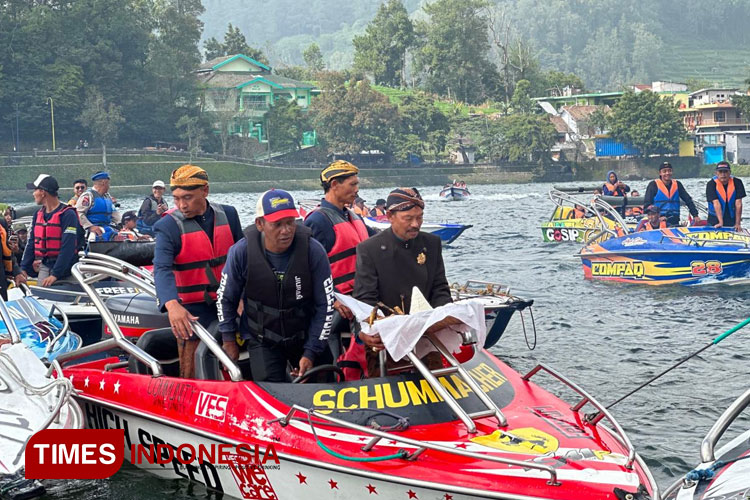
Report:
353,187,452,377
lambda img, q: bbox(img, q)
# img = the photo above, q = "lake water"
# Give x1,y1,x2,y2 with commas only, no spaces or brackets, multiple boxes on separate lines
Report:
49,179,750,498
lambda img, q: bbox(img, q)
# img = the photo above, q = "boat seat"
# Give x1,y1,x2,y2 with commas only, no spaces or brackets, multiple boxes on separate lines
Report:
127,327,180,377
194,324,253,381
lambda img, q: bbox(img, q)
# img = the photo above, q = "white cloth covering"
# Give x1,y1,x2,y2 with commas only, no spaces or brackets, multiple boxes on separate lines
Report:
335,291,487,362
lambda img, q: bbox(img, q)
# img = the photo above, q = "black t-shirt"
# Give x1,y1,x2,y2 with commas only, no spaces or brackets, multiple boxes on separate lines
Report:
706,177,746,225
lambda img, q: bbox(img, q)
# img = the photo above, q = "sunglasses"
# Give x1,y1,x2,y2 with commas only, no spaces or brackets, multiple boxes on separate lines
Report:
74,185,86,190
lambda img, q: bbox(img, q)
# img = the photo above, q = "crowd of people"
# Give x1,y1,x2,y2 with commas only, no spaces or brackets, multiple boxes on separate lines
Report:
569,161,745,233
2,158,747,381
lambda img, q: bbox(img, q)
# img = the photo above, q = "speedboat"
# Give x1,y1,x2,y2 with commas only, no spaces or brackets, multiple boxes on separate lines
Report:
450,280,534,348
577,199,750,285
298,200,473,244
21,251,155,343
439,183,471,201
663,388,750,500
3,286,82,361
55,253,660,500
542,190,641,243
363,216,472,244
0,297,83,500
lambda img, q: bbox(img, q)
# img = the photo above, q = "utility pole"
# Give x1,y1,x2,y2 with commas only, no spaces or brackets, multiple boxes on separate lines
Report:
15,103,20,152
47,97,56,151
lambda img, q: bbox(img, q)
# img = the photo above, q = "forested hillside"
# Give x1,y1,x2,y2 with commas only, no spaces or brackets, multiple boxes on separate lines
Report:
202,0,750,89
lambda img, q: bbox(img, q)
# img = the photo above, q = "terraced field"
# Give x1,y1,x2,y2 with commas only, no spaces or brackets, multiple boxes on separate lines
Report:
658,38,750,87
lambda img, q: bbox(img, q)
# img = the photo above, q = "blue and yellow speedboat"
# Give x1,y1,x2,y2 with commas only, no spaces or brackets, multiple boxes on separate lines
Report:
578,199,750,285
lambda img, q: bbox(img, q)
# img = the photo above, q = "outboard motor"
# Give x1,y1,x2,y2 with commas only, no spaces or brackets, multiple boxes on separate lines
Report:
105,292,169,338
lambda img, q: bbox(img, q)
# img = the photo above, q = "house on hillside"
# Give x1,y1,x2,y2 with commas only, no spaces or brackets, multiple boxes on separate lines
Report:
533,91,623,112
196,54,319,144
559,105,608,138
681,88,750,160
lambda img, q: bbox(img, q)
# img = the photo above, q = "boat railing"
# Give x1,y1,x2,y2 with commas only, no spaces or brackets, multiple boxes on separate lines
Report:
662,387,750,499
547,189,598,221
77,250,155,284
658,233,750,249
522,363,637,468
271,404,561,486
700,387,750,463
449,280,511,299
50,255,242,381
522,364,662,498
580,198,629,244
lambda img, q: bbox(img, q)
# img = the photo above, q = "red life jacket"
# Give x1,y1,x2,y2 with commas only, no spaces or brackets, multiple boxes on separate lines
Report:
313,206,369,294
170,204,235,304
33,205,74,259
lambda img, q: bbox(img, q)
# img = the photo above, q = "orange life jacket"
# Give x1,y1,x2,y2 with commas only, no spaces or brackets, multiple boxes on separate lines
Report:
0,224,12,274
654,179,679,215
605,182,623,196
33,205,74,260
170,204,235,304
642,219,667,231
631,206,643,215
313,206,369,294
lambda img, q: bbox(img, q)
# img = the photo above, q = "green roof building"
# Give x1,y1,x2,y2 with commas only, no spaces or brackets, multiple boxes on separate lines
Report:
196,54,319,144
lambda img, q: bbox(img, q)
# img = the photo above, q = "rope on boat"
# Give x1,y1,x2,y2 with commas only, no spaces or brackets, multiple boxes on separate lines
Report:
685,454,750,482
305,412,409,462
520,306,537,350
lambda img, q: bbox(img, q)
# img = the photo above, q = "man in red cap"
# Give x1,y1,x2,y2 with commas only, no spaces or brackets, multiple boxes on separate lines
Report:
218,189,334,382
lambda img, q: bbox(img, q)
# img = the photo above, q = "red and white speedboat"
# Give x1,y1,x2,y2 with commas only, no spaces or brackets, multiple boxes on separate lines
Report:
53,254,660,500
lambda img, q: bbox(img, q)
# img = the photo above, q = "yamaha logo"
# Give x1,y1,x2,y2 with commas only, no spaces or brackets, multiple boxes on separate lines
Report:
114,314,140,325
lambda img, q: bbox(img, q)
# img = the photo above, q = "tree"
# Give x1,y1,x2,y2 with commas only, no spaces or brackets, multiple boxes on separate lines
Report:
496,115,556,162
208,23,269,65
510,79,534,114
543,71,586,96
78,88,124,167
204,37,224,60
413,0,496,104
176,114,207,162
302,43,324,72
732,95,750,125
608,90,685,156
310,77,399,154
265,98,307,153
352,0,414,87
588,107,610,135
395,93,450,160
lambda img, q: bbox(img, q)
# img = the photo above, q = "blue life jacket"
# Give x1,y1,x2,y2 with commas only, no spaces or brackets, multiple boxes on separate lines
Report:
707,176,736,219
86,189,114,225
653,179,680,216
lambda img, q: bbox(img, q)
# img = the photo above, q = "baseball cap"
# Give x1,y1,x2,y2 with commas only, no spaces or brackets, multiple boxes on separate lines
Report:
12,223,27,233
152,180,166,188
255,189,299,222
355,196,366,204
92,171,111,181
659,162,672,171
375,198,386,206
645,205,661,214
716,161,731,171
122,211,137,222
26,174,59,195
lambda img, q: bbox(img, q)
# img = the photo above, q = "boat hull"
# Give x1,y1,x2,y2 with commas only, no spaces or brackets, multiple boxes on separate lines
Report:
65,350,655,500
440,187,471,201
364,217,472,244
664,429,750,500
579,228,750,285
